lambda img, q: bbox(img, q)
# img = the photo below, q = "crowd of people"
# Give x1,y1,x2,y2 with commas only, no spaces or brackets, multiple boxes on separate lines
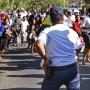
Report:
0,7,47,60
0,6,90,63
0,4,90,90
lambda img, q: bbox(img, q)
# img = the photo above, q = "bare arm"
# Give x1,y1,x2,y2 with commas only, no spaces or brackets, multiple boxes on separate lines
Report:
36,40,49,68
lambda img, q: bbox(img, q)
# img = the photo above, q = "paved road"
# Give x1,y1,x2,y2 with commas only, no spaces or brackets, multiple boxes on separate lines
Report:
0,46,90,90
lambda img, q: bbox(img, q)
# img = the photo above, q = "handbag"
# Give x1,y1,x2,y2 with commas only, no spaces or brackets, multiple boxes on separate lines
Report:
5,29,12,37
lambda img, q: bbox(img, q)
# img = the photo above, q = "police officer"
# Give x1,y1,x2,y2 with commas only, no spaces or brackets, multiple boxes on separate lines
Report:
36,6,82,90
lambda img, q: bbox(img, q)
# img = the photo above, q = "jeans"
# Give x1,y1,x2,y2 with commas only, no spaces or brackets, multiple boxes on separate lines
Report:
41,66,80,90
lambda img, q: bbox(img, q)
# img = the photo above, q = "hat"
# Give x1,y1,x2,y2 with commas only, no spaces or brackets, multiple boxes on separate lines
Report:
50,6,64,22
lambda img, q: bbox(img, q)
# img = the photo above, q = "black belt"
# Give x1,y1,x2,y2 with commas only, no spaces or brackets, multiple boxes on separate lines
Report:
51,63,77,71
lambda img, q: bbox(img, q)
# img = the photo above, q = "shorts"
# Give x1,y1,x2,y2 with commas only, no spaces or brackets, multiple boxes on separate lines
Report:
82,32,90,48
0,37,8,50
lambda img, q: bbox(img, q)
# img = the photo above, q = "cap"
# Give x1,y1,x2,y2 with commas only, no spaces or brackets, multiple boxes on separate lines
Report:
50,6,64,22
50,6,64,16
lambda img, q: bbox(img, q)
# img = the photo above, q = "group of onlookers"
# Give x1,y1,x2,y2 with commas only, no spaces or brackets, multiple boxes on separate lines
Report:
63,8,90,64
0,6,90,65
0,8,47,60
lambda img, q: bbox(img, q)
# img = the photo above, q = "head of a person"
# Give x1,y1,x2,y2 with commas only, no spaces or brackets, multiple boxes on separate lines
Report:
18,13,21,18
67,10,72,17
75,13,80,22
50,6,64,25
1,13,6,20
23,16,27,21
3,17,9,25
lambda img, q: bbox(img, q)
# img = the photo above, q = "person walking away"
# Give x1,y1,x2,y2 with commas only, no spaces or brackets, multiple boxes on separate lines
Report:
36,6,82,90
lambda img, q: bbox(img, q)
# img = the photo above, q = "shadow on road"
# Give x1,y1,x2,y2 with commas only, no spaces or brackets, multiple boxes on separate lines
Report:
0,47,42,71
1,88,41,90
0,60,42,71
7,74,44,78
1,88,66,90
5,47,32,54
4,47,40,60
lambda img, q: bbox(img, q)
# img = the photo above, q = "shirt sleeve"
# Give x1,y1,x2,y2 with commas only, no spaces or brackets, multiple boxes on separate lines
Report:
75,35,83,49
37,29,48,45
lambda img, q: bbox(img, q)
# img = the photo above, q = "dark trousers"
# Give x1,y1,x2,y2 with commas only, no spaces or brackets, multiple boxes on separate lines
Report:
41,63,80,90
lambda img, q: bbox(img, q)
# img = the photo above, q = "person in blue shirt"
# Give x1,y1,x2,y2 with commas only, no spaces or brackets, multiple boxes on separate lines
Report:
36,6,82,90
0,19,5,60
0,17,12,60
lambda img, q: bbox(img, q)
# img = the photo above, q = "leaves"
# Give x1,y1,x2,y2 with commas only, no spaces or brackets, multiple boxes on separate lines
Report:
0,0,70,10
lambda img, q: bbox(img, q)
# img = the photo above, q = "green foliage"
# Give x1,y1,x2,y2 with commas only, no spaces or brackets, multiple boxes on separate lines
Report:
0,0,70,10
83,0,90,8
1,0,7,9
84,0,90,4
87,4,90,8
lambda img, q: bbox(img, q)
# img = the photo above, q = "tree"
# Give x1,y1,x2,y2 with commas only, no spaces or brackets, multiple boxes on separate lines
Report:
84,0,90,8
1,0,7,9
0,0,70,10
84,0,90,3
0,0,2,7
29,0,70,11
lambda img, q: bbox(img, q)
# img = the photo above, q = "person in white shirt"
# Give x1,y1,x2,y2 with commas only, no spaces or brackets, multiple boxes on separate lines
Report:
64,10,75,27
36,6,82,90
21,16,29,45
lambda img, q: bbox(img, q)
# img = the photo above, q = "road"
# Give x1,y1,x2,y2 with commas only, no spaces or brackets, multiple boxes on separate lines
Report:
0,46,90,90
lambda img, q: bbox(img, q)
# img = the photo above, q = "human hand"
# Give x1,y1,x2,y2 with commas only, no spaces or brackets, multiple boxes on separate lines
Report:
43,60,49,73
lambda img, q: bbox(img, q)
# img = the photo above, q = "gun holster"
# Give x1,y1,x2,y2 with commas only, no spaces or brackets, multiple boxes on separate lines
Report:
44,67,53,79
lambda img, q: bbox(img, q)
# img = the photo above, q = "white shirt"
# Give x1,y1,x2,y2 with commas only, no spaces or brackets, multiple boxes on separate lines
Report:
64,15,75,27
21,20,29,33
38,24,82,66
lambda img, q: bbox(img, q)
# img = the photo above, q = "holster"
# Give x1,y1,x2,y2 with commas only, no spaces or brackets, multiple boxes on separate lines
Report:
44,67,53,79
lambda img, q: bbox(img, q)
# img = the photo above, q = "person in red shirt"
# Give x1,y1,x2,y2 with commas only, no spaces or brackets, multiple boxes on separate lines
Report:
73,14,85,63
73,14,81,36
